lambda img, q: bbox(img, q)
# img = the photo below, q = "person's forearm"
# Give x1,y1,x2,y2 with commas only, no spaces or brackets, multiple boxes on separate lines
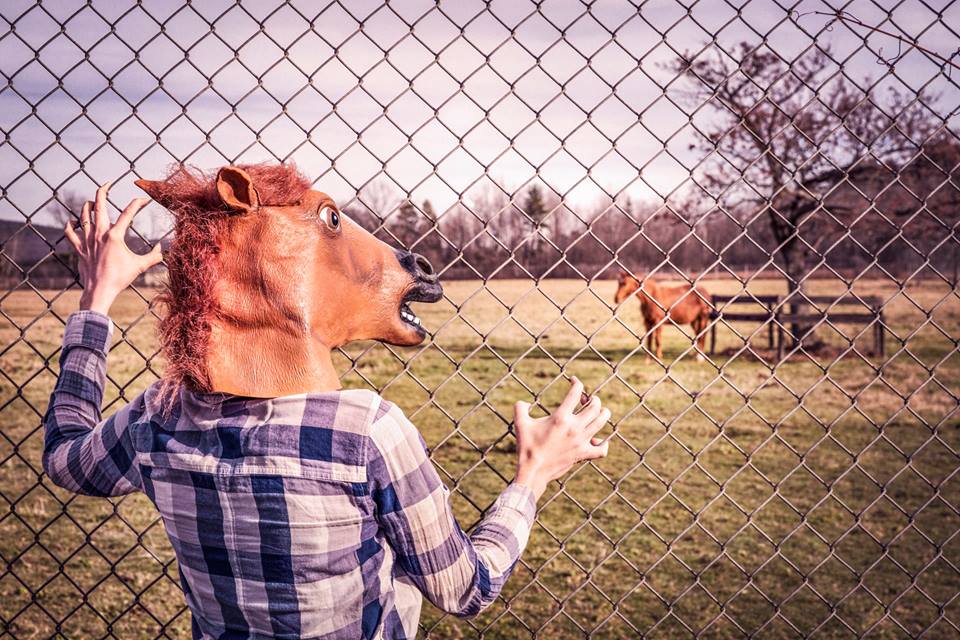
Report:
395,481,537,618
370,403,538,617
43,312,112,484
42,311,139,496
453,482,537,616
45,310,113,432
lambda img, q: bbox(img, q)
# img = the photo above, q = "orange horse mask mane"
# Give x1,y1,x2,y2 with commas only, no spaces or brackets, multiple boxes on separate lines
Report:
137,164,442,399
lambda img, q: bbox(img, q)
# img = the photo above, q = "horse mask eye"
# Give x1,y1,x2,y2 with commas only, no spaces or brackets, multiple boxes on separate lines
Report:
319,206,341,231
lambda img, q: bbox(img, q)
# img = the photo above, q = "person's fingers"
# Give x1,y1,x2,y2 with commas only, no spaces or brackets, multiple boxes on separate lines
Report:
514,401,531,422
575,394,602,425
64,222,83,255
115,198,150,234
585,408,612,437
140,243,164,271
580,438,610,460
558,377,585,415
94,181,112,238
80,201,93,252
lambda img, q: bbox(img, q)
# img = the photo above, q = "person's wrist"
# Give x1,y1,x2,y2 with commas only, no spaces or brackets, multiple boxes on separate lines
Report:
79,288,118,315
515,465,547,500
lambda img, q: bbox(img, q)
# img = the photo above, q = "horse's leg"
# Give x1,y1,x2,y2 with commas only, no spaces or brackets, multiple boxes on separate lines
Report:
656,324,663,361
693,315,705,361
700,312,710,357
644,318,653,362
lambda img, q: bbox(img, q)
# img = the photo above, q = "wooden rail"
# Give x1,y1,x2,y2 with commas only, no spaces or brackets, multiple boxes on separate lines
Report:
709,293,886,358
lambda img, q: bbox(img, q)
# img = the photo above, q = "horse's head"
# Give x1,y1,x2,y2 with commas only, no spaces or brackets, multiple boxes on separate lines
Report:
614,269,641,304
137,164,442,398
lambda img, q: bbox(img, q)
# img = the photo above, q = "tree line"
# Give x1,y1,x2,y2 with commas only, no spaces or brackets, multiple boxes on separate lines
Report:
342,42,958,298
24,41,959,304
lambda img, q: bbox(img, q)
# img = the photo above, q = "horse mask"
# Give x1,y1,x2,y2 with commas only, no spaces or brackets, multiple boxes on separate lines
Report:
136,164,442,399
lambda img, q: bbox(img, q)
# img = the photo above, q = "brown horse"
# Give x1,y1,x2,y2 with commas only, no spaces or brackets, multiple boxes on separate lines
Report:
614,270,712,361
136,164,442,399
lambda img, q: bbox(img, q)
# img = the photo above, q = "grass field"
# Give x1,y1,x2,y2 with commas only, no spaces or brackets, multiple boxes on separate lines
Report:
0,277,958,638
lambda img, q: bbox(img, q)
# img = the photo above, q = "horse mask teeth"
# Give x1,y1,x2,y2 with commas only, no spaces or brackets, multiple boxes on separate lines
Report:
399,302,421,326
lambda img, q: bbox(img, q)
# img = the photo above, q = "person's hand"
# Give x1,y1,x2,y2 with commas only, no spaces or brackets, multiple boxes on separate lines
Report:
64,182,163,315
513,377,611,499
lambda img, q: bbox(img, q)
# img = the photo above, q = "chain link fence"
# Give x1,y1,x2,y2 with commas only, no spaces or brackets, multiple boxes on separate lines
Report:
2,0,959,637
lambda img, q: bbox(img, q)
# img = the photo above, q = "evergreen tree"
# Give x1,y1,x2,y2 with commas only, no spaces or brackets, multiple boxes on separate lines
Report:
422,199,436,221
524,185,548,230
523,184,550,276
393,200,425,250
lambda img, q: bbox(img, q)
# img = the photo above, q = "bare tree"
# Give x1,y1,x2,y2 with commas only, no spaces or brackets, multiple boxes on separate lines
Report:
439,205,484,276
46,190,86,227
672,43,940,346
359,178,402,220
43,190,86,275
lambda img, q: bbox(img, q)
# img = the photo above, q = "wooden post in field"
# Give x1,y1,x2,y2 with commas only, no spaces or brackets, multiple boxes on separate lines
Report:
767,300,775,350
877,309,885,357
776,307,784,362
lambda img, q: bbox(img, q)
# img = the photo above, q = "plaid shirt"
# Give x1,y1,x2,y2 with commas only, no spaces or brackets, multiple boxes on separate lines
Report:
43,311,536,639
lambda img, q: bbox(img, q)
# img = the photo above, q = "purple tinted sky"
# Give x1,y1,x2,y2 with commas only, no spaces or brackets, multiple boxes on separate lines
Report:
1,0,958,237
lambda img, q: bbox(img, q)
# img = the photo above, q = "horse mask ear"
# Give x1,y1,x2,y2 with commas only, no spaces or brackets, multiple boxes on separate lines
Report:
216,166,260,213
134,179,165,203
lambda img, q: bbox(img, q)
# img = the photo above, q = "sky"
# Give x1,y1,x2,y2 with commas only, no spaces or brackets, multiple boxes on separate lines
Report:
1,0,958,239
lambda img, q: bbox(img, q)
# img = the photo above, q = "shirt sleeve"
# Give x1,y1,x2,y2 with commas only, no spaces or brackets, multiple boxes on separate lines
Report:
42,310,143,497
366,400,536,618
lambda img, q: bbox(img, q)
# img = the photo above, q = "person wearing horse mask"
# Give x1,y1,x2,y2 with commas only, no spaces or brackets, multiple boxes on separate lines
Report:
43,164,611,639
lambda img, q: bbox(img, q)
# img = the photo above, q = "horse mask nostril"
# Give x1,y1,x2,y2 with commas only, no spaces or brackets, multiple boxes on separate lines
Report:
414,254,434,277
396,250,439,283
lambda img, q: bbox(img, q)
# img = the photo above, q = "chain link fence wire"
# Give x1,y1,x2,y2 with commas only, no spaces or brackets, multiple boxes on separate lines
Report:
2,0,959,637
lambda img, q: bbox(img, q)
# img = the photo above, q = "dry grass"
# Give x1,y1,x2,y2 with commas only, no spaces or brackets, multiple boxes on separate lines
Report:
0,277,958,638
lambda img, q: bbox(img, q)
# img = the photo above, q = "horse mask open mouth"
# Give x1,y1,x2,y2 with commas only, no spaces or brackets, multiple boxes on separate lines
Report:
395,250,443,335
135,163,443,398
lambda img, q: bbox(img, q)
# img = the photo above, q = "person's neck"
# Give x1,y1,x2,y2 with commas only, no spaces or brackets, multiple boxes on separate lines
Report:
205,321,341,397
